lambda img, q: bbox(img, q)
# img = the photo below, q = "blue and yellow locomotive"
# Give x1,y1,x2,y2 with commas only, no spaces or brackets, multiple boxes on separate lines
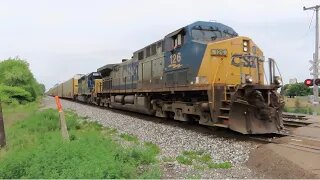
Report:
49,21,284,134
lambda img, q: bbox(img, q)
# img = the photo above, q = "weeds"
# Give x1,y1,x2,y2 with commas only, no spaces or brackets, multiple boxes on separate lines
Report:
120,133,139,142
176,150,232,169
176,155,193,165
208,162,232,169
283,96,320,115
162,156,175,162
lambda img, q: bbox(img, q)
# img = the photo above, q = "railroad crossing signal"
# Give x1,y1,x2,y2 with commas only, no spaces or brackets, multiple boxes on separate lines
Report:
304,78,320,86
304,5,320,115
304,79,314,86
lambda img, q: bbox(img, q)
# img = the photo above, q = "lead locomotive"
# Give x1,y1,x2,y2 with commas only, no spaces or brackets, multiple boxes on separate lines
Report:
48,21,284,134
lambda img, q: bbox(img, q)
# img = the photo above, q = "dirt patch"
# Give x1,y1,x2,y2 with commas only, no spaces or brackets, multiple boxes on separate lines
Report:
247,144,318,179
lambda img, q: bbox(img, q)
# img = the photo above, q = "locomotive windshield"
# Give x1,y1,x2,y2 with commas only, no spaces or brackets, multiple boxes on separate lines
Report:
91,72,102,79
192,28,237,42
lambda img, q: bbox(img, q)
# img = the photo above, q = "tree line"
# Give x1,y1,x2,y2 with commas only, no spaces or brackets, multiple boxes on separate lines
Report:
281,82,319,97
0,57,45,104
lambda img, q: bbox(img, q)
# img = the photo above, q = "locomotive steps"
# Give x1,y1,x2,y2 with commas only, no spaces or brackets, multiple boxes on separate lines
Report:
217,85,236,121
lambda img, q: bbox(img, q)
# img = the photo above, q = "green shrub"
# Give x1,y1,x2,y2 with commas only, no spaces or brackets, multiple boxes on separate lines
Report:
0,85,33,104
0,57,45,104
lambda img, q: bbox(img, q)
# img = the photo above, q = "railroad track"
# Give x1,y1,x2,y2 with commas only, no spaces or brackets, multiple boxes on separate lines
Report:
250,113,320,154
283,119,312,127
63,98,320,156
249,133,320,154
282,113,313,127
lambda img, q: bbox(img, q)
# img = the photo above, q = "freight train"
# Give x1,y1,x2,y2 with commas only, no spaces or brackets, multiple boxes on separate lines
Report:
47,21,285,134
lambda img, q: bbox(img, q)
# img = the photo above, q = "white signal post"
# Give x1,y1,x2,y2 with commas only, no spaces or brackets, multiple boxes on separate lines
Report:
304,5,320,116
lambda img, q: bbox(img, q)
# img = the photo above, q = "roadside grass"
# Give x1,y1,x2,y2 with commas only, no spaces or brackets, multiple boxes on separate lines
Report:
176,150,232,169
284,96,320,115
0,105,161,179
2,101,39,127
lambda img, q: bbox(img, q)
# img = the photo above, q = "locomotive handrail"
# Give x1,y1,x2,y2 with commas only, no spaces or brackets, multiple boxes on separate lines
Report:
268,58,283,86
274,59,284,86
211,58,224,103
212,58,224,84
263,63,269,85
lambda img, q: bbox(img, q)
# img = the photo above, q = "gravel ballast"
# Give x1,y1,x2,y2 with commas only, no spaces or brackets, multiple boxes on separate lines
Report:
42,96,262,178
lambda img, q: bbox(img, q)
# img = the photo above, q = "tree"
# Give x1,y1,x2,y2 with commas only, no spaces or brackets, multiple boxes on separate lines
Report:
280,84,289,95
0,57,45,104
284,83,312,97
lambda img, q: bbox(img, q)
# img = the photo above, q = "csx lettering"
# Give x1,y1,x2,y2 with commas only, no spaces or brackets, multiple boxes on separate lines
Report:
231,57,257,68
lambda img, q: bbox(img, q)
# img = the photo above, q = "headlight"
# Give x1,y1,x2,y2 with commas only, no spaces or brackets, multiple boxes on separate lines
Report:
274,76,282,85
245,75,253,83
243,40,249,52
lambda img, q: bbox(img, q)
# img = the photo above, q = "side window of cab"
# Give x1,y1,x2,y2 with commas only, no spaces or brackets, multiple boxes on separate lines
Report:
164,29,186,52
173,34,183,48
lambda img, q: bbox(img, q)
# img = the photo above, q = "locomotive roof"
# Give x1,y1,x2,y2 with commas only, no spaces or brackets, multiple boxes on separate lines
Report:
97,64,118,77
166,21,238,38
97,64,118,72
132,21,237,55
188,21,237,35
98,21,238,70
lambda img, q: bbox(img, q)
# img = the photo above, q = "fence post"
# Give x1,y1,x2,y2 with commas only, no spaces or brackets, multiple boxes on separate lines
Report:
54,96,70,141
0,102,6,147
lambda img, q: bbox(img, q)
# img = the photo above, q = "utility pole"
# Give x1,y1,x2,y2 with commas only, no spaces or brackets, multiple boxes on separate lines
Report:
0,102,6,147
304,5,320,116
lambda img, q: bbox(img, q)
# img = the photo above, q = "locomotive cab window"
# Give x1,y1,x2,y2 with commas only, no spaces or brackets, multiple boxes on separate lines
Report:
172,33,184,49
191,26,237,42
164,28,186,51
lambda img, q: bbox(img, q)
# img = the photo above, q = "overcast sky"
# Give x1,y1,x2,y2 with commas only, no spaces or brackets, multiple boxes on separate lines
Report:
0,0,319,89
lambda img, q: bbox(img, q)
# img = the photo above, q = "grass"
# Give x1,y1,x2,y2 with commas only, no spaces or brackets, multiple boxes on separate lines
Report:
162,156,175,162
176,150,232,169
120,133,139,142
0,104,161,179
2,101,39,127
284,96,320,115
